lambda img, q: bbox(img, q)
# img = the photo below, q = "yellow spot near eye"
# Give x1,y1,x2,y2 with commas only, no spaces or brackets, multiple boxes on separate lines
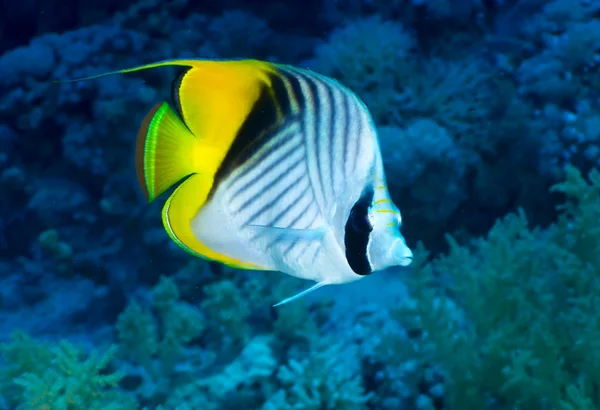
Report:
376,209,397,214
386,222,396,227
376,185,386,190
374,199,391,205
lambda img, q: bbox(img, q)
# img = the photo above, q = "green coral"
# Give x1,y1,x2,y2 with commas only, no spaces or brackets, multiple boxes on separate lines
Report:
395,165,600,409
0,331,54,406
116,276,205,403
116,301,159,368
117,276,205,366
201,279,251,344
152,276,205,349
0,332,135,410
551,165,600,268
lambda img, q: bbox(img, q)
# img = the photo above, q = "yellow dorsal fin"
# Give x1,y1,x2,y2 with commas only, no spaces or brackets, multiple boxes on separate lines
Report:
65,59,282,270
61,58,281,150
168,60,280,144
65,58,284,199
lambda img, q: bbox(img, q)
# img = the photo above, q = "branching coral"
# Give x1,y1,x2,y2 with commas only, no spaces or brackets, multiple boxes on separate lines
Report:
310,14,498,138
0,331,136,410
201,279,251,345
262,339,371,410
115,276,204,403
6,3,600,410
394,165,600,409
164,336,277,409
310,15,416,125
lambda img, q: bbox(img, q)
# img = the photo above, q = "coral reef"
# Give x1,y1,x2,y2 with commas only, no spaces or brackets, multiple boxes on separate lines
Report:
0,331,135,409
396,165,600,409
1,0,600,408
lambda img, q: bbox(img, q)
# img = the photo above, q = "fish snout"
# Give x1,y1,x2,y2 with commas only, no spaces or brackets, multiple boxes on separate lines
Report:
370,234,414,270
391,237,413,267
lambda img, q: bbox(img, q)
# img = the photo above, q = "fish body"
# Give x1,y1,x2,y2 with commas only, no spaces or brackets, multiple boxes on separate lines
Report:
71,59,413,305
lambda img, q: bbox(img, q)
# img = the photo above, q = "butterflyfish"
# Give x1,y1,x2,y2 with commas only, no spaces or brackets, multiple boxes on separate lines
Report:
67,59,413,306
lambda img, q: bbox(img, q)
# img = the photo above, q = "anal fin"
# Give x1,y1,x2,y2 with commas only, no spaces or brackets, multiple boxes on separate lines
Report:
247,225,327,242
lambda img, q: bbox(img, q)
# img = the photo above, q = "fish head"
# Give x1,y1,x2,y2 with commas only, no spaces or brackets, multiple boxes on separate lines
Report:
367,201,413,271
365,139,413,271
338,178,413,279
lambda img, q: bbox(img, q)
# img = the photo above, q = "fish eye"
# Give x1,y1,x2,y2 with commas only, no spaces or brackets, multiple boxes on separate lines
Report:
350,207,373,233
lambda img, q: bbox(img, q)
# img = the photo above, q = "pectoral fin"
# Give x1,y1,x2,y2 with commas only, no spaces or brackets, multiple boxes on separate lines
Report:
247,225,327,242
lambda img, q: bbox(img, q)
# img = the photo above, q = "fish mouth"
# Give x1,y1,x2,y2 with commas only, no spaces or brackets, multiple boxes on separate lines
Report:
398,254,413,267
388,238,413,267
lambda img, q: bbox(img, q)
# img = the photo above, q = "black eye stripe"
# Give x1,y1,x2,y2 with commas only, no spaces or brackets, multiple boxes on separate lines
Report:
344,186,374,276
350,207,373,233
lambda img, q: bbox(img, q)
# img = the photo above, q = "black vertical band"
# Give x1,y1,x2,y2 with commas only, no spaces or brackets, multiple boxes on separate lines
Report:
344,185,374,275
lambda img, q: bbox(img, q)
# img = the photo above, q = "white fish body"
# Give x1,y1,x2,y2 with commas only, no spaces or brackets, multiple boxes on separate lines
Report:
68,58,413,305
188,65,412,303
